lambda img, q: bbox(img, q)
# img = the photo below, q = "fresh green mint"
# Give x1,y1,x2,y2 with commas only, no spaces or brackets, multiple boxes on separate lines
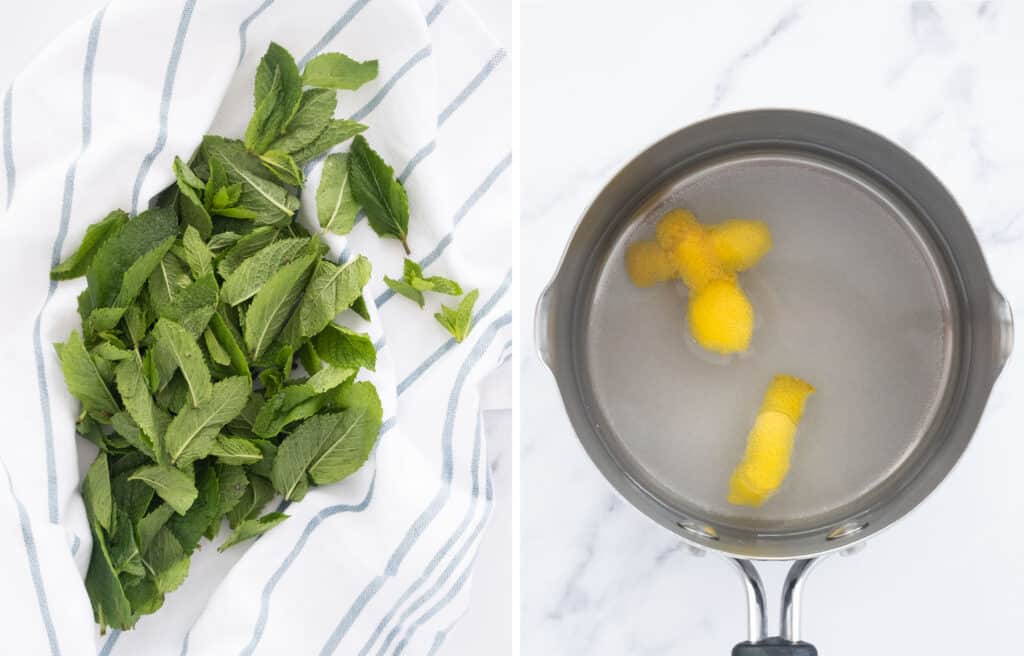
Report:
434,289,480,343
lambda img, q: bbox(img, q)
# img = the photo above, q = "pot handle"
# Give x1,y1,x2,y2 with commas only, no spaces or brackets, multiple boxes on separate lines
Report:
730,558,821,656
535,283,556,370
992,286,1013,376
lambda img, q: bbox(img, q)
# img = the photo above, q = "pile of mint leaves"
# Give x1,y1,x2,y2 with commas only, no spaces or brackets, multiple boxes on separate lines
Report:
51,42,475,633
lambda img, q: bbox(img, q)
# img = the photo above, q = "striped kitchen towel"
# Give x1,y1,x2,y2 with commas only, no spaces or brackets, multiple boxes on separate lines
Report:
0,0,514,654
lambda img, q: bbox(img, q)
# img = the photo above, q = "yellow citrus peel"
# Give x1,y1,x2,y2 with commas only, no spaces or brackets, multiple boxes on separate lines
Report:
728,375,815,507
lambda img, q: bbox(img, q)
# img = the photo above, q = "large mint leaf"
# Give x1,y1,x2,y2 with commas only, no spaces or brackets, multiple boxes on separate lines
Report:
316,153,358,235
302,52,378,90
164,376,250,466
268,88,335,154
51,210,128,280
243,253,317,359
348,135,410,253
129,465,197,515
281,256,370,346
271,408,381,500
87,207,178,311
259,150,304,186
253,42,302,131
151,319,211,407
210,436,263,465
220,237,309,306
55,330,119,419
291,119,366,165
208,312,250,378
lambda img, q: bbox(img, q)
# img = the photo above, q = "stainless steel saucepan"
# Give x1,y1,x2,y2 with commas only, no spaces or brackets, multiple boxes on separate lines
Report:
535,110,1013,655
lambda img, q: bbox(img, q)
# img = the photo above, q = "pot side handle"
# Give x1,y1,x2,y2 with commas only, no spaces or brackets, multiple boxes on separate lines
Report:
992,286,1013,376
535,283,556,370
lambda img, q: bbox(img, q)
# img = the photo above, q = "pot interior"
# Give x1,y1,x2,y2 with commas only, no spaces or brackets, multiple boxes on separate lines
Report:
574,147,961,553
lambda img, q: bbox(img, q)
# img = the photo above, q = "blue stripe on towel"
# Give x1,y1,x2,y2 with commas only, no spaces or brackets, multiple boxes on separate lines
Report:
317,312,510,655
32,6,105,524
129,0,196,215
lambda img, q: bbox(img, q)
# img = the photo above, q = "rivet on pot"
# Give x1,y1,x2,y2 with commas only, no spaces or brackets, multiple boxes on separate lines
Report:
826,521,869,541
677,520,719,541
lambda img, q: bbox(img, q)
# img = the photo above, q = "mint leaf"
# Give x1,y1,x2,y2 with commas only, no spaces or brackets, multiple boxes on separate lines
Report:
148,252,192,314
124,578,163,619
137,504,175,553
307,406,380,485
173,157,205,189
216,464,249,517
152,319,212,407
181,226,213,278
211,436,263,465
82,453,113,531
111,412,156,458
283,255,371,344
253,42,302,131
206,231,241,252
143,526,190,593
168,465,219,552
313,323,376,372
164,376,250,466
316,153,358,235
84,306,126,343
156,272,218,338
87,207,178,311
302,53,378,90
207,312,250,378
217,226,278,277
246,65,286,153
55,331,119,419
51,210,128,280
201,137,299,224
244,253,317,359
109,510,144,577
252,366,354,438
271,408,381,500
85,522,133,632
434,288,479,343
268,88,336,154
212,183,243,210
114,236,176,308
220,237,310,306
129,465,197,515
205,157,228,210
350,295,371,321
115,352,171,465
384,276,423,307
259,150,304,186
174,158,212,239
218,511,288,552
290,119,366,165
327,380,383,424
348,135,410,253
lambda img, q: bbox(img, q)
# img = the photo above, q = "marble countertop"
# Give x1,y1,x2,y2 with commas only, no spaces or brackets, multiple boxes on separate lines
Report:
522,1,1024,654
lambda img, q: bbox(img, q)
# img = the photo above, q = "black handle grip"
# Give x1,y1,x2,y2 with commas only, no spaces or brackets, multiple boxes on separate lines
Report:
732,637,818,656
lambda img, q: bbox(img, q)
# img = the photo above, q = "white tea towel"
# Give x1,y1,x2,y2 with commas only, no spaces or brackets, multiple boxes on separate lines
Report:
0,0,514,653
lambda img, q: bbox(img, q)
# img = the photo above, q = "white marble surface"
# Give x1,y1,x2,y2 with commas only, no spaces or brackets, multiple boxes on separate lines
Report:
0,2,517,655
522,1,1024,654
